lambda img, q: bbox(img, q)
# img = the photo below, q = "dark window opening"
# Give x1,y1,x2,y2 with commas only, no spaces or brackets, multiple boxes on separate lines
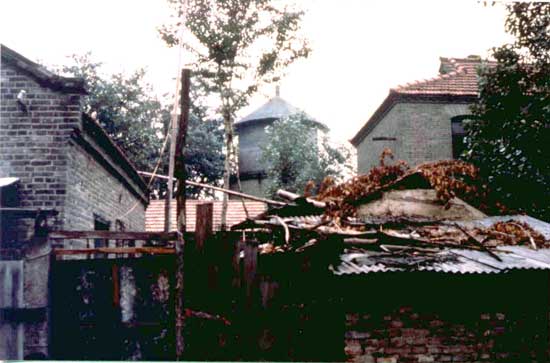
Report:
451,115,476,159
93,214,110,248
372,136,397,141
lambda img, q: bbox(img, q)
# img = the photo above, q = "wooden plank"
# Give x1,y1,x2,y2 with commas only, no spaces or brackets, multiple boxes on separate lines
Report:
53,247,175,256
112,264,120,307
138,171,286,206
48,230,178,241
195,203,213,251
232,236,243,289
244,240,258,307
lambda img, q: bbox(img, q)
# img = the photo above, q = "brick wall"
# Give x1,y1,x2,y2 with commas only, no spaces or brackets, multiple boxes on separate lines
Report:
356,102,471,174
345,309,519,363
64,138,145,233
1,58,146,238
341,272,549,363
0,61,82,241
1,53,146,359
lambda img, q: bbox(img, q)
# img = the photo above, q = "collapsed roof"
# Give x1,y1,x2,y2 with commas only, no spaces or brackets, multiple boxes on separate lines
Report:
231,158,550,275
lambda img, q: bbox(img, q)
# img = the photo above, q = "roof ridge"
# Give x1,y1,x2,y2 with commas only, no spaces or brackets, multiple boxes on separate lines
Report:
1,44,86,94
392,58,468,93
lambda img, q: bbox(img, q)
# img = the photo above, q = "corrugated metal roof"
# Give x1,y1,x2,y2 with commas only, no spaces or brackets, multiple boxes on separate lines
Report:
456,215,550,239
146,199,266,232
331,215,550,275
332,246,550,275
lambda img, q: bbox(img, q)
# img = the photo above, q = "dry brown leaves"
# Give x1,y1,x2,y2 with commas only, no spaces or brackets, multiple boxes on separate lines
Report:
398,221,548,249
315,149,409,222
480,221,549,248
314,149,491,221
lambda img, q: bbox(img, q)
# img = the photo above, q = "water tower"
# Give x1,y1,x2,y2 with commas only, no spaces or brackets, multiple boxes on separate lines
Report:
231,89,327,197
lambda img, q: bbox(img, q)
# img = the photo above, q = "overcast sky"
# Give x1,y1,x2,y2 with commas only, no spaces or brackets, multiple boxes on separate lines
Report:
0,0,511,143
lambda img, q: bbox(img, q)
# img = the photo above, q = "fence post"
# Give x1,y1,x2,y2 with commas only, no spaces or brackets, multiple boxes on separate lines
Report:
195,203,213,252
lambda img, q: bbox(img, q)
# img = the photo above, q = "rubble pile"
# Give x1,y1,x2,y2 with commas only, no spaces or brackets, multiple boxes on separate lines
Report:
316,149,489,221
233,150,549,262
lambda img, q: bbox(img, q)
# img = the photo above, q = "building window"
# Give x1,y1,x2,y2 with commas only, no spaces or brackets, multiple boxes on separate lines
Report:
451,115,475,159
93,214,110,248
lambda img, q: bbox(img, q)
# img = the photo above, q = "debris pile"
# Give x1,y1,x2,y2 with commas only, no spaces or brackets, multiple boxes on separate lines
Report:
316,149,490,221
232,150,549,265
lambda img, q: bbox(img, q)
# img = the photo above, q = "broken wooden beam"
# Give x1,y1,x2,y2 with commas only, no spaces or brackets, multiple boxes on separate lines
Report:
48,230,178,241
276,189,326,208
53,246,175,256
453,223,503,262
138,171,286,206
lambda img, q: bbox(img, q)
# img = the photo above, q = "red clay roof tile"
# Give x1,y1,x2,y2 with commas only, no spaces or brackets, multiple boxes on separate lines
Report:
392,57,495,96
145,199,267,232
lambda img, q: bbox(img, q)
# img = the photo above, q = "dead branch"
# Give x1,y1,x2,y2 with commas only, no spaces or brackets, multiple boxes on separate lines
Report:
453,223,503,261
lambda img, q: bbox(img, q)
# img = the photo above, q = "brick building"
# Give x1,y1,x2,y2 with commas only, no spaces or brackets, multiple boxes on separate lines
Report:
0,44,148,359
351,56,494,173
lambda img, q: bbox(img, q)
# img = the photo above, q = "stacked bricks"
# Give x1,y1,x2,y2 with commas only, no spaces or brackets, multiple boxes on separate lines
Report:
344,306,544,363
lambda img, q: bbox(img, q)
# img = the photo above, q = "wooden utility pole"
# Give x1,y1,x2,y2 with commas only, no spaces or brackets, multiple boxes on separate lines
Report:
174,68,190,360
165,88,180,232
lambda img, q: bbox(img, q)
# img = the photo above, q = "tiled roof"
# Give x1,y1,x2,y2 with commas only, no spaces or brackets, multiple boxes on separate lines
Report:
1,44,86,94
145,199,267,232
350,56,495,146
392,57,493,96
235,96,327,131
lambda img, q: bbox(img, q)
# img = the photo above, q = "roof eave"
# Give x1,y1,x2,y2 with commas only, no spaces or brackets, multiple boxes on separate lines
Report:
1,44,87,94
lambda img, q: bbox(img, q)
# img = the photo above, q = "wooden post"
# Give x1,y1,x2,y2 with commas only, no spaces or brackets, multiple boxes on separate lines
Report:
244,239,258,308
174,68,190,361
165,109,178,232
195,203,213,252
112,264,120,307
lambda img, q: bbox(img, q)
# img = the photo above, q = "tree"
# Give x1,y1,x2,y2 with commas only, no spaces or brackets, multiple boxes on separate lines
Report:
260,113,352,197
159,0,310,228
58,54,224,198
59,54,167,173
171,109,225,198
464,3,550,220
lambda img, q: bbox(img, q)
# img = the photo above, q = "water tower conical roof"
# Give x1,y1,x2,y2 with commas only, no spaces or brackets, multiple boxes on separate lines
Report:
235,96,327,130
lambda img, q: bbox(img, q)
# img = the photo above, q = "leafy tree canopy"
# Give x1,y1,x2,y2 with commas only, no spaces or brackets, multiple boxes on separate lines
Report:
260,113,352,197
160,0,310,226
58,54,224,198
464,2,550,221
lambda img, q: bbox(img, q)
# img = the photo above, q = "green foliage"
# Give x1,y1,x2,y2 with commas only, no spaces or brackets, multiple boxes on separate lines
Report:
159,0,310,111
59,54,166,173
176,112,225,197
465,3,550,220
160,0,311,225
58,54,224,198
260,113,352,197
